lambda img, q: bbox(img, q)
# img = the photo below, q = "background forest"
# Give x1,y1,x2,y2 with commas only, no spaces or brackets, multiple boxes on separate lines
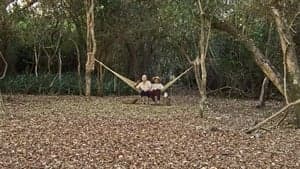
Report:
0,0,299,98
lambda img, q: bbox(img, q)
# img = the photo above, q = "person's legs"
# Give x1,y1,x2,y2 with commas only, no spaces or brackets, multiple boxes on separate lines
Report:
146,91,152,104
149,91,155,102
140,91,147,104
156,90,161,101
140,91,147,97
151,90,161,104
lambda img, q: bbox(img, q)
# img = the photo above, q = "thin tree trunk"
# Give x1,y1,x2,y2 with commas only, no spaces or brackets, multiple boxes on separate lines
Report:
43,31,63,75
0,90,6,116
85,0,96,96
43,47,52,74
194,0,211,117
257,24,273,107
199,20,211,101
34,44,40,77
193,60,202,97
193,61,204,118
125,43,138,79
71,39,82,95
257,77,270,108
113,76,117,93
0,51,8,80
96,64,104,96
58,49,62,81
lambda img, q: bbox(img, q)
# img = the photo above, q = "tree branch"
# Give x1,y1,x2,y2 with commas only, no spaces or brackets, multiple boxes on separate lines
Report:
246,99,300,134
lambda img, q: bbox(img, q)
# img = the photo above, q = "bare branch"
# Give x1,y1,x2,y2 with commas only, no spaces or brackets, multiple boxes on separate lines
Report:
289,11,300,30
246,99,300,134
178,46,193,64
197,0,204,15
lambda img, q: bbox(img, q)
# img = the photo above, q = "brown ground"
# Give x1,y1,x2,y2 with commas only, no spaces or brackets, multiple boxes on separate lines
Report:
0,95,299,169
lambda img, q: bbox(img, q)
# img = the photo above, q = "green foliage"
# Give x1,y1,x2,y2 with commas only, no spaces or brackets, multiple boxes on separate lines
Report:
0,73,137,95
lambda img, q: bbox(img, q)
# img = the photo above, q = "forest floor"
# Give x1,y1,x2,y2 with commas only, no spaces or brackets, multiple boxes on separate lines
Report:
0,95,299,169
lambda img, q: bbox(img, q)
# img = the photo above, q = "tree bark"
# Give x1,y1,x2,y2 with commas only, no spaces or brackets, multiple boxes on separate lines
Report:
193,61,204,117
85,0,96,96
193,60,202,97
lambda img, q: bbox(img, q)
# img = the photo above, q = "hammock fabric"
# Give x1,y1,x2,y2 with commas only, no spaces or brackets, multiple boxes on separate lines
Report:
95,59,140,92
95,59,192,93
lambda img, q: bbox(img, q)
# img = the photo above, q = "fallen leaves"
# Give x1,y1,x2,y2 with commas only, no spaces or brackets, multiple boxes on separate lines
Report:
0,95,299,168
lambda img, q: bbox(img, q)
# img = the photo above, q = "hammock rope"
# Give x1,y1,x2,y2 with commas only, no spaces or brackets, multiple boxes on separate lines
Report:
95,59,140,92
95,59,192,93
161,66,192,92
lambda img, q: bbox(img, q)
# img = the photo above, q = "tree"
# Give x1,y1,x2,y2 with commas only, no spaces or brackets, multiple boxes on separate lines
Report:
85,0,96,96
210,0,300,127
180,0,212,115
271,1,300,126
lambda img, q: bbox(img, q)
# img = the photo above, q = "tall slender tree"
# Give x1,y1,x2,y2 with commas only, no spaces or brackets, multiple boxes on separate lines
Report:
85,0,96,96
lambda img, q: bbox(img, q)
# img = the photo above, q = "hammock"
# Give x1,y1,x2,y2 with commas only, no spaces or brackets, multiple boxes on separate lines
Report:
95,59,192,93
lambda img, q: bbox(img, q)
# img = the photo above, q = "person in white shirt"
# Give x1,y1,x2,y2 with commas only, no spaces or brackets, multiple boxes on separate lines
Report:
151,76,164,104
136,74,152,103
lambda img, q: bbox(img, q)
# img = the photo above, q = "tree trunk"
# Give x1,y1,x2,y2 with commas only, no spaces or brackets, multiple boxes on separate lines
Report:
125,42,138,79
193,60,202,97
257,77,270,108
71,39,82,95
0,90,6,116
33,44,40,77
85,0,96,96
257,24,273,107
96,64,104,96
193,0,211,117
0,51,7,80
58,49,62,81
193,61,204,117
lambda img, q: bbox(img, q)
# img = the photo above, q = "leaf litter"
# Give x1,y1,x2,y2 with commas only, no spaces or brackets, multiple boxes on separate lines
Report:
0,95,299,168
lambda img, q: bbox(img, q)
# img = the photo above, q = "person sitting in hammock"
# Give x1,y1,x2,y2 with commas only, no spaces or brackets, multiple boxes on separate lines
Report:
136,74,152,104
151,76,164,104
